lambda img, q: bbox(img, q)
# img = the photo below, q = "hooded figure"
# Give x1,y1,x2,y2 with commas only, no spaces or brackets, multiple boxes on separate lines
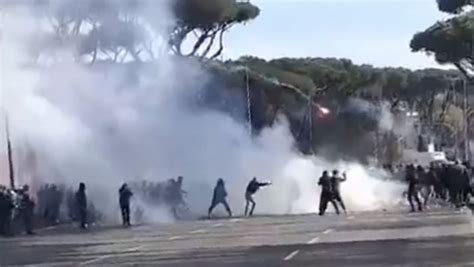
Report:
75,183,88,229
119,183,133,226
208,178,232,219
244,177,271,216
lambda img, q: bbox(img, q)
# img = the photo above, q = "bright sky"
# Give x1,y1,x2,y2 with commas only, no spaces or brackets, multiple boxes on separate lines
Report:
224,0,451,69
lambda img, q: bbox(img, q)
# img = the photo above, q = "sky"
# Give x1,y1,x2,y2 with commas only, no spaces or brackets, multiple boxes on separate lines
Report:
223,0,452,69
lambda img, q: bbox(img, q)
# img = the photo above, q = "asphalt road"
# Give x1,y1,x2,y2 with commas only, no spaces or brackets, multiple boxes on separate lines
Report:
0,208,473,266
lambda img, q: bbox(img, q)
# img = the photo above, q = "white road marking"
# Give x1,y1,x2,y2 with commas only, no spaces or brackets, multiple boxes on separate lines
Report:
80,255,112,266
307,237,320,244
323,228,334,234
230,218,243,222
80,245,145,265
348,216,355,220
212,223,223,227
189,229,207,234
168,235,182,240
126,245,146,252
283,250,300,261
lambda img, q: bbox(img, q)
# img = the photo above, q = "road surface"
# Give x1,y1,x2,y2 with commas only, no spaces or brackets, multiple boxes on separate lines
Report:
0,208,473,266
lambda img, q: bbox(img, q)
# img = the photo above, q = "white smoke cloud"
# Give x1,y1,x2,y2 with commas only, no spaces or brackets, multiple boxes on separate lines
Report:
0,3,406,224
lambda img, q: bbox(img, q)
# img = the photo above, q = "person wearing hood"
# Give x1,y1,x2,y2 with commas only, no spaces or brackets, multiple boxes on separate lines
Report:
208,178,232,219
119,183,133,227
75,183,88,229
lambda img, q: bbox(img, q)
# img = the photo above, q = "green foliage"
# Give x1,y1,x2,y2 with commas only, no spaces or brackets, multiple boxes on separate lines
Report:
411,1,474,78
171,0,260,59
411,11,474,64
227,56,462,125
232,57,315,93
235,2,260,22
437,0,471,14
30,0,261,62
174,0,259,28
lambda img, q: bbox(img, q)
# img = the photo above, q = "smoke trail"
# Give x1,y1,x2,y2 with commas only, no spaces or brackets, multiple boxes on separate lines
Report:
0,3,405,224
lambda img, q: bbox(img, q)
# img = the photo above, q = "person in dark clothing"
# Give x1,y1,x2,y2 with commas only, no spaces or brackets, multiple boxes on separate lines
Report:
18,185,35,235
330,170,347,214
244,177,271,216
165,176,188,219
406,164,423,212
0,186,14,236
208,178,232,219
119,183,133,227
318,171,340,216
75,183,88,229
48,185,62,224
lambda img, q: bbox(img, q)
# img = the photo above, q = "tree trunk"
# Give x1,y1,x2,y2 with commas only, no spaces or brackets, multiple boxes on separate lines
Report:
209,23,232,60
186,29,210,57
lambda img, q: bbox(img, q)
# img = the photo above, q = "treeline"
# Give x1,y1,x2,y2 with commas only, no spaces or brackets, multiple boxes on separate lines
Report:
23,0,260,63
226,56,466,124
205,56,469,162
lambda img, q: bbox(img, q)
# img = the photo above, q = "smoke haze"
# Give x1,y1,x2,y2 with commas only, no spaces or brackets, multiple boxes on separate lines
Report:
0,2,405,223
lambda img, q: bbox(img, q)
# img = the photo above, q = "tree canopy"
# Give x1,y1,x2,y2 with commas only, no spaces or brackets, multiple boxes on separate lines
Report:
410,0,474,79
27,0,260,63
170,0,260,59
226,57,463,131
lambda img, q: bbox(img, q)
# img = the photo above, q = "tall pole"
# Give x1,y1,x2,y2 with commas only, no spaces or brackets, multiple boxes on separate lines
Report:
463,79,470,162
374,101,381,166
245,68,252,136
4,115,15,189
308,92,314,154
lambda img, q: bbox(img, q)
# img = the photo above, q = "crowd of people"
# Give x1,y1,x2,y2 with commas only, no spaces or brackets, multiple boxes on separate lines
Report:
316,161,473,216
129,176,188,219
0,185,35,236
0,176,189,236
0,163,473,237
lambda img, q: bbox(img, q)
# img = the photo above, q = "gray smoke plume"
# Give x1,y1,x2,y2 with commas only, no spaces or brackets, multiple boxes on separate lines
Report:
343,98,394,131
0,3,405,224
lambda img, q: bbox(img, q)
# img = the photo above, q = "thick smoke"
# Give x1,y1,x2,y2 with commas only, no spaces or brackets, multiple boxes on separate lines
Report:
0,3,405,223
343,98,394,131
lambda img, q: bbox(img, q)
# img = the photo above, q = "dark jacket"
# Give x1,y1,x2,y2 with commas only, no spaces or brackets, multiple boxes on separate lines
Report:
119,187,133,207
318,175,332,193
212,184,227,202
19,192,35,212
405,165,418,184
75,190,87,210
246,180,270,195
